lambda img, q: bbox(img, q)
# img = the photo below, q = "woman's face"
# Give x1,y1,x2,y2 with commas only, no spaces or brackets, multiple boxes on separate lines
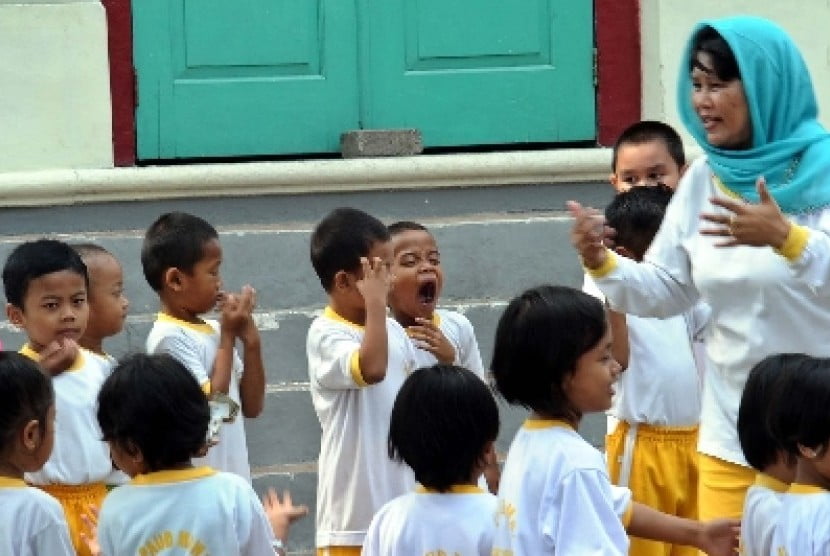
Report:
691,52,752,149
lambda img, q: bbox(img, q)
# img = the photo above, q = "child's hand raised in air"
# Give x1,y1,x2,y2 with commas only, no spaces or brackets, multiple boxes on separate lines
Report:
39,338,80,376
408,317,455,363
696,518,740,556
262,489,308,550
355,257,390,308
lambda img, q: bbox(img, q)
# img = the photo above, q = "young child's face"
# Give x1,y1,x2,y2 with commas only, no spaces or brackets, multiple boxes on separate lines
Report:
610,140,683,193
562,324,620,414
84,253,129,340
7,270,89,351
178,238,223,314
388,229,443,323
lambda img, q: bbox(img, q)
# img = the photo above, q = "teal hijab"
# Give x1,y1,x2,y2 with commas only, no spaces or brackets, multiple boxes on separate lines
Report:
677,16,830,214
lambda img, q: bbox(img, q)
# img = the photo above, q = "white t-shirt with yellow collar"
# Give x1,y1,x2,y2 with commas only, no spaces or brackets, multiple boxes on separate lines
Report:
771,483,830,556
97,466,276,556
362,485,498,555
20,345,114,485
740,473,789,556
146,312,250,481
492,419,633,556
0,477,74,556
307,306,418,547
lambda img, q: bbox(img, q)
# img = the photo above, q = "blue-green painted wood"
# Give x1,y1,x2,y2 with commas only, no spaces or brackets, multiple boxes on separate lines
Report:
133,0,360,159
362,0,595,146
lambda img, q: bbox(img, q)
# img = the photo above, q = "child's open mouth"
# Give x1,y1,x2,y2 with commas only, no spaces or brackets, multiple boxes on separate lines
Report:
418,280,436,306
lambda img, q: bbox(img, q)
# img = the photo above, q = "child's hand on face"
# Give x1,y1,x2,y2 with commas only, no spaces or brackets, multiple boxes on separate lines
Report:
696,518,740,556
408,318,456,363
39,338,79,376
262,488,308,544
355,257,390,309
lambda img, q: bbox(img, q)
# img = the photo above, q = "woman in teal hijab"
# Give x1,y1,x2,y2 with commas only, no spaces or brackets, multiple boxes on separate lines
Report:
569,15,830,526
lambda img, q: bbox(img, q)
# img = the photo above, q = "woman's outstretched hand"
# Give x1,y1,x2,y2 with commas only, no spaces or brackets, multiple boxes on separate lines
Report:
567,201,615,269
700,177,791,248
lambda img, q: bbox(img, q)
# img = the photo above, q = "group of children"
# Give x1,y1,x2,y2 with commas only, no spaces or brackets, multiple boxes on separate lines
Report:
0,118,827,556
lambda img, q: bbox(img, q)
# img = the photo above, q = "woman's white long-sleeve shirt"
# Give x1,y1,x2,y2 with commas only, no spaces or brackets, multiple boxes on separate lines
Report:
591,156,830,466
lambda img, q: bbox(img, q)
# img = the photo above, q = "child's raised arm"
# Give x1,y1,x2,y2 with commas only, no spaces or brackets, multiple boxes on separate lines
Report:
355,256,390,385
628,502,740,556
237,285,265,418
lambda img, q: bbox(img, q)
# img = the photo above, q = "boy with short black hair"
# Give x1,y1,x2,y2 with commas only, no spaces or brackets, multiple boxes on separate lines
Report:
737,354,800,556
362,363,499,555
600,186,709,556
610,120,687,192
93,353,306,556
2,239,115,556
308,207,417,554
141,211,265,481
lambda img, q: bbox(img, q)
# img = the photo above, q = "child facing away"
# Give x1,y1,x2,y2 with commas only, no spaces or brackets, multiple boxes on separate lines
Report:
0,352,73,556
737,354,800,556
90,353,307,556
608,120,687,193
600,185,709,556
362,363,499,555
307,207,417,554
142,212,265,481
489,285,739,556
769,356,830,555
2,239,117,556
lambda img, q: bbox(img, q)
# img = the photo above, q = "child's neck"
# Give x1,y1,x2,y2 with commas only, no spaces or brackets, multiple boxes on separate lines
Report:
0,461,25,481
762,459,796,486
329,298,366,326
78,335,104,356
794,458,830,490
160,300,204,324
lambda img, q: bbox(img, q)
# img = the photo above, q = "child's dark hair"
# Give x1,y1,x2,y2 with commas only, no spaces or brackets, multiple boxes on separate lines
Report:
2,239,89,308
738,353,805,471
690,26,741,82
97,353,210,471
0,352,54,454
612,120,686,172
768,356,830,456
388,364,499,492
310,208,390,291
491,285,607,421
605,185,673,260
387,221,429,236
141,212,219,292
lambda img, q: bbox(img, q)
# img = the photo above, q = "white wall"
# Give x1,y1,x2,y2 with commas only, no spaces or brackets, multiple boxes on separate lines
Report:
0,0,113,172
640,0,830,139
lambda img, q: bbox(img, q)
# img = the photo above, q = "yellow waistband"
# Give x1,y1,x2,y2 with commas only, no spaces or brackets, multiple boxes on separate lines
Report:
37,482,107,498
614,420,699,438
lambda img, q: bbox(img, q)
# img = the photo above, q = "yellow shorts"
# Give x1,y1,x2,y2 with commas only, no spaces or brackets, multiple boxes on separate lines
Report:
38,482,107,556
317,548,362,556
607,421,699,556
697,452,755,521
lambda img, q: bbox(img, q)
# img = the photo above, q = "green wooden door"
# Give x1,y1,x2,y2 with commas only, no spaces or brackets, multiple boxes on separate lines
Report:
133,0,594,158
133,0,359,158
362,0,595,146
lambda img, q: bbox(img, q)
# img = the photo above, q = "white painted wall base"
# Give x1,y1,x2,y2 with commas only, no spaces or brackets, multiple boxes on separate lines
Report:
0,1,113,172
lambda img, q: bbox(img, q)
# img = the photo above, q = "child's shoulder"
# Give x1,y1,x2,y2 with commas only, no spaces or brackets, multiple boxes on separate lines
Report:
435,309,474,331
0,483,65,520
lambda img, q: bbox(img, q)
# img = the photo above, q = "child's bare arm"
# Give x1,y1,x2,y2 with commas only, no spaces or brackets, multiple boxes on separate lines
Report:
211,293,247,394
628,502,739,555
356,257,390,385
237,285,265,418
607,308,630,370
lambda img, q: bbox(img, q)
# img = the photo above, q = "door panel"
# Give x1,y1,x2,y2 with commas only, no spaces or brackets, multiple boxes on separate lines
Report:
133,0,359,159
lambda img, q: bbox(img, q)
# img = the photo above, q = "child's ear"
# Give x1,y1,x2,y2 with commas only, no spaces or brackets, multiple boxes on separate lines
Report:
164,268,184,292
6,303,24,329
615,245,637,261
798,443,819,459
609,173,622,192
333,270,353,291
20,418,43,452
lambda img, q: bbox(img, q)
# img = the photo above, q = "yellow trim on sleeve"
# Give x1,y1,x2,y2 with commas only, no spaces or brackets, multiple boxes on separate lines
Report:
756,473,789,493
584,250,618,279
621,501,634,529
416,484,486,494
201,381,212,395
323,306,364,330
522,419,574,430
774,224,810,262
156,312,215,334
0,477,26,488
131,466,216,486
349,350,369,387
788,483,828,495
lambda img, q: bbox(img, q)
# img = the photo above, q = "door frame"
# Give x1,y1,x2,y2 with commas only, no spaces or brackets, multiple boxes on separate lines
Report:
103,0,641,166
